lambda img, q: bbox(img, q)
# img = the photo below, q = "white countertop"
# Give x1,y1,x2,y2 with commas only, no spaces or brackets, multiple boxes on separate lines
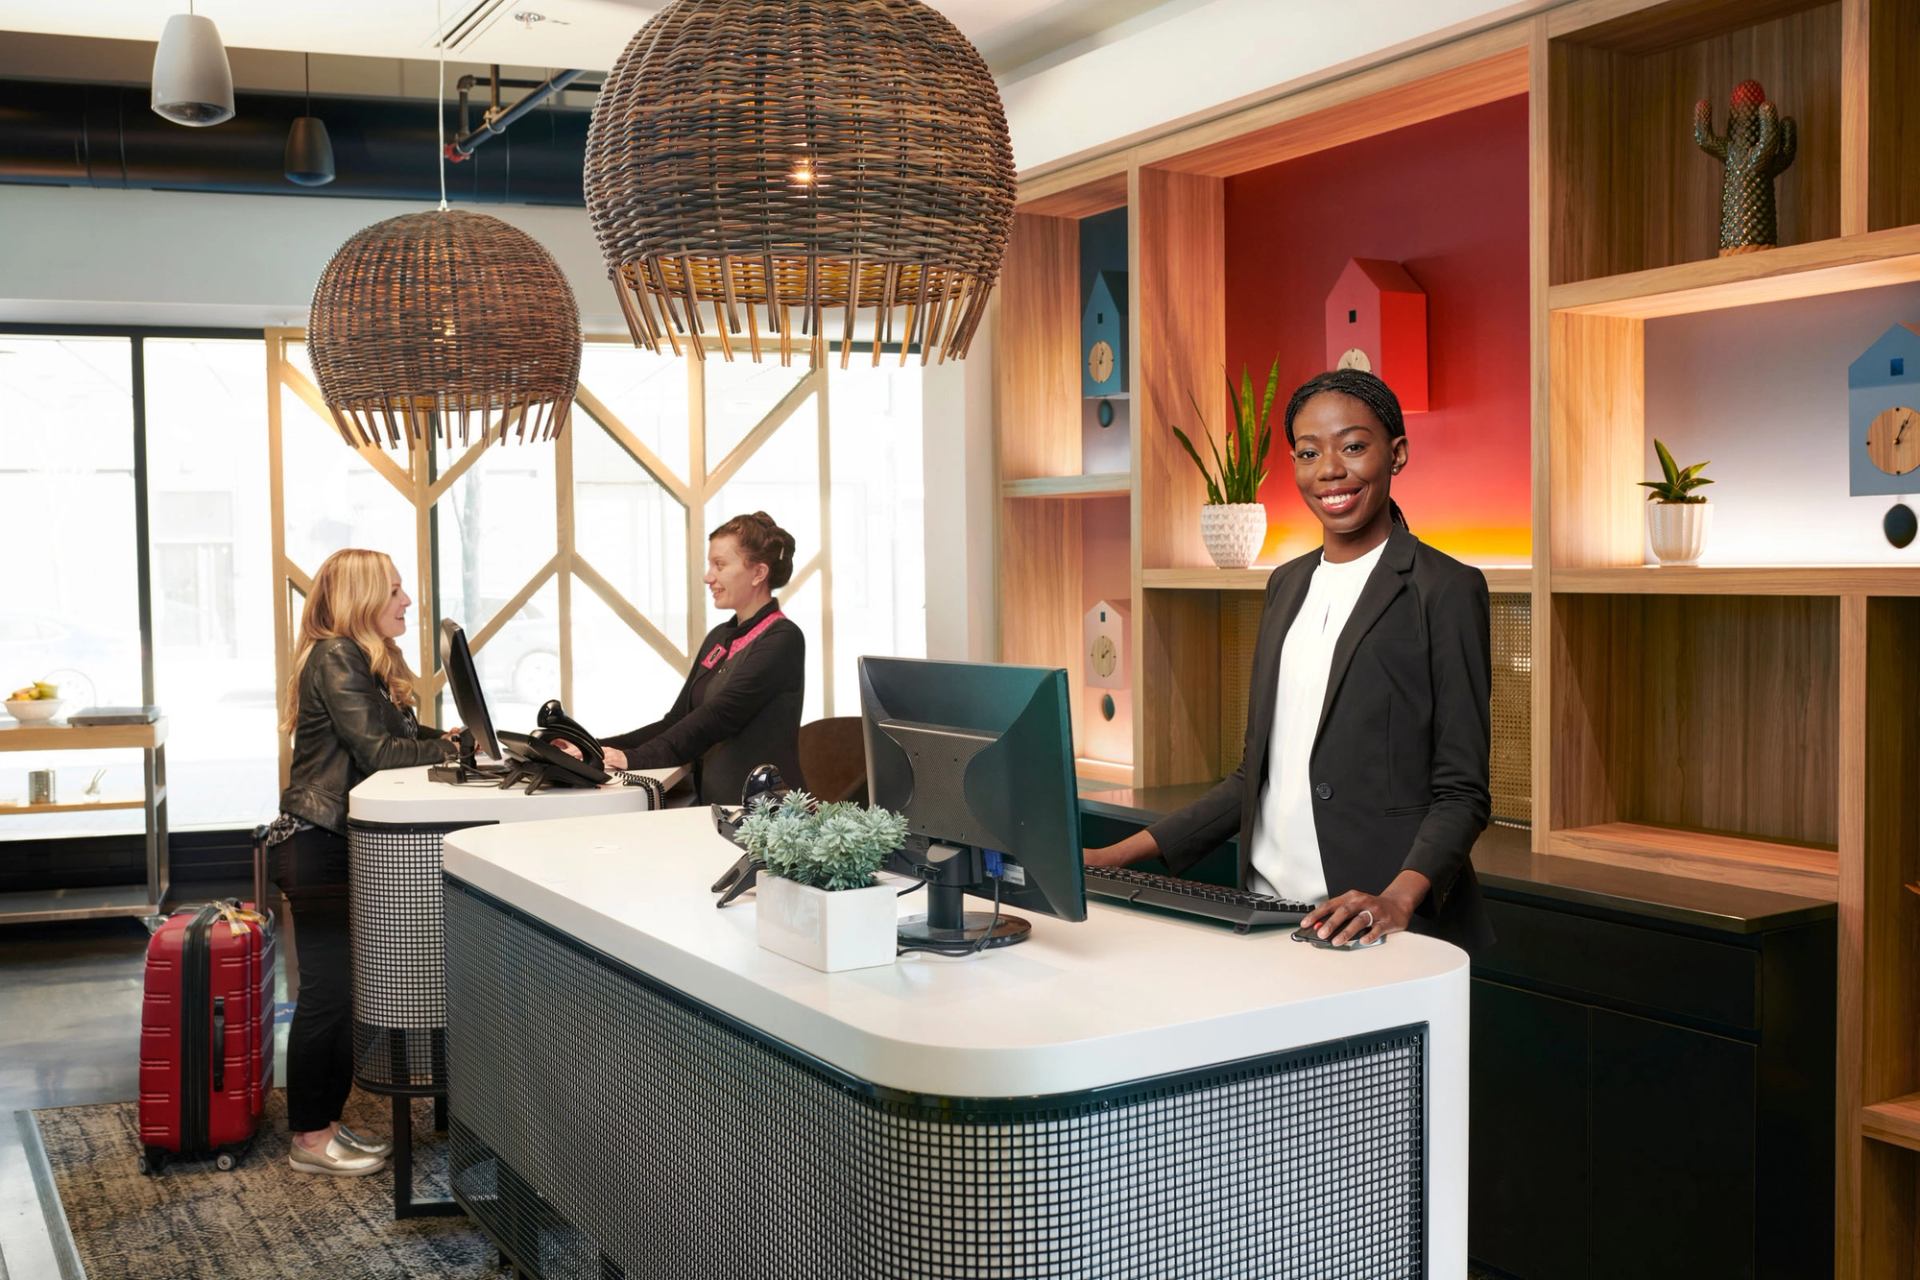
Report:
442,807,1470,1098
349,762,688,824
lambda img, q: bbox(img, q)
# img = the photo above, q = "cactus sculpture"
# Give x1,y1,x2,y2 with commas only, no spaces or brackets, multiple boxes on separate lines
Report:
1693,79,1797,256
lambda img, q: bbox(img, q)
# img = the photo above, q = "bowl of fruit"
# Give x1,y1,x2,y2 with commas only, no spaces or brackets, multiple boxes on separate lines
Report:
6,682,62,723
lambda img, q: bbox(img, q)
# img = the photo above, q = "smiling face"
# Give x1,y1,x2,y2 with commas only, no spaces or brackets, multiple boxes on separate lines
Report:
376,563,412,639
1289,390,1408,559
705,534,770,615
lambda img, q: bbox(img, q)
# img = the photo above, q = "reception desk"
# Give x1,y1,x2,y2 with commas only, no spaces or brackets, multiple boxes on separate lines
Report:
344,762,684,1216
440,808,1470,1278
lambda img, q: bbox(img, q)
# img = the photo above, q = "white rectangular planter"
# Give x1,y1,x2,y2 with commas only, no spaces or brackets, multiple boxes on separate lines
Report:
755,876,897,973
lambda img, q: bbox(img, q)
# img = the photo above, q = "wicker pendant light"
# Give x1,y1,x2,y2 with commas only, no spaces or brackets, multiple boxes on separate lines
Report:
585,0,1017,366
308,210,582,449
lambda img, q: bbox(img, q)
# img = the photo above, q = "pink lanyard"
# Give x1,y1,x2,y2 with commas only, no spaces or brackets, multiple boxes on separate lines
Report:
701,610,785,670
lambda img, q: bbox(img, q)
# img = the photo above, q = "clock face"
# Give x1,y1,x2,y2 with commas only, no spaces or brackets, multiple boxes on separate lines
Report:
1090,634,1118,679
1867,405,1920,476
1336,346,1373,372
1087,340,1115,385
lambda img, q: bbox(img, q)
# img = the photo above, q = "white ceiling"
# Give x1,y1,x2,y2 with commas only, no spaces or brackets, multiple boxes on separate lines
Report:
0,0,1176,75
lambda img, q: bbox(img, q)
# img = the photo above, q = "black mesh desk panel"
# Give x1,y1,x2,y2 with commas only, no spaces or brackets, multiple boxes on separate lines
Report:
445,878,1428,1280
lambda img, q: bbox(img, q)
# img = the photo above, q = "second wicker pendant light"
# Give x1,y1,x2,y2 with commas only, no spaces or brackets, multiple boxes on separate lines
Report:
584,0,1018,366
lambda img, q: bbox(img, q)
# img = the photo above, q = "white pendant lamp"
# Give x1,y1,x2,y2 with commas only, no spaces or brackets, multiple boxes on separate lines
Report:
151,6,235,127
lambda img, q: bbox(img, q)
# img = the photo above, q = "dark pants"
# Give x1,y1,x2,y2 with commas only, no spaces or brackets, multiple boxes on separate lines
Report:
272,826,353,1134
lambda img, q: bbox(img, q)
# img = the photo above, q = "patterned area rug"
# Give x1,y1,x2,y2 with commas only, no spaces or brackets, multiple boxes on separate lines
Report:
32,1090,496,1279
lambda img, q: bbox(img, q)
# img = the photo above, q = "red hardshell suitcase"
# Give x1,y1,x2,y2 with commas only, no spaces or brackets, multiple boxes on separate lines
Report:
137,901,276,1174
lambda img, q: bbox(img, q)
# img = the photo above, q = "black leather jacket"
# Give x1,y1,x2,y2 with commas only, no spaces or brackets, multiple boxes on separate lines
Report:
279,636,454,834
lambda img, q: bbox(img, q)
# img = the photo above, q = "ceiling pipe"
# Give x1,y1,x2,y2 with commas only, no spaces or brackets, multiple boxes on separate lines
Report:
0,78,589,204
446,67,590,162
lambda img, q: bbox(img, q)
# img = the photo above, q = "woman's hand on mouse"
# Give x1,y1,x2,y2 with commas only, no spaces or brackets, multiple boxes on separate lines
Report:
1302,870,1431,945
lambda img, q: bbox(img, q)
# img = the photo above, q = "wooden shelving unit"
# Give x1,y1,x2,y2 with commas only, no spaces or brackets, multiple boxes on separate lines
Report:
999,1,1920,1269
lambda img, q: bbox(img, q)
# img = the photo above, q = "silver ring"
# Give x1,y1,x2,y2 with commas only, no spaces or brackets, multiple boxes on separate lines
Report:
1359,909,1375,928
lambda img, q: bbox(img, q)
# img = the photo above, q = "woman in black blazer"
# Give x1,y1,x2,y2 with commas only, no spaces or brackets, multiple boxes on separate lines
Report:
595,511,807,803
1087,370,1494,951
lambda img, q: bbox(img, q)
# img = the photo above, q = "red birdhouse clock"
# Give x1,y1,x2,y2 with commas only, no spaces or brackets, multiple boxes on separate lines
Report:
1324,258,1429,412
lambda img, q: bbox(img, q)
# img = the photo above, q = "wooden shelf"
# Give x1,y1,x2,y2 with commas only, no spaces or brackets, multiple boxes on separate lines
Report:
0,798,151,816
1001,473,1130,500
1144,565,1533,592
1547,822,1838,900
1552,564,1920,596
1862,1095,1920,1154
0,718,167,751
1547,226,1920,319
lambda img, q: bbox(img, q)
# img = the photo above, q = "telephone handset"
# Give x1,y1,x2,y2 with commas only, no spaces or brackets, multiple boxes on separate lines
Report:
499,699,608,792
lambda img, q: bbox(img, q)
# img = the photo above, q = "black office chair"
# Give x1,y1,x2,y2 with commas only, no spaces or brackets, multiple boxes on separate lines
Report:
798,716,866,804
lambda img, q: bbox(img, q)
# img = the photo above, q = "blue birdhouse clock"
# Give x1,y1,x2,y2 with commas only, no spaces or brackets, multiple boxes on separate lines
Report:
1082,271,1127,398
1848,322,1920,547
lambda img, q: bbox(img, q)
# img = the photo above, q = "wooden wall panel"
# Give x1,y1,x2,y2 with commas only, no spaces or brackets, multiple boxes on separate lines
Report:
998,499,1084,753
1553,593,1839,845
1136,168,1225,571
995,214,1081,479
1868,0,1920,231
1548,312,1646,569
1138,590,1222,787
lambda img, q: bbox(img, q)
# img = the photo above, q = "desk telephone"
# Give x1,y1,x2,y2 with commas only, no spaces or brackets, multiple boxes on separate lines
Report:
438,700,662,802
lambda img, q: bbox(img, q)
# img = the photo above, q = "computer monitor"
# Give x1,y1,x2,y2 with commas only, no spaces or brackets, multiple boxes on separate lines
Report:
857,656,1086,950
439,619,501,763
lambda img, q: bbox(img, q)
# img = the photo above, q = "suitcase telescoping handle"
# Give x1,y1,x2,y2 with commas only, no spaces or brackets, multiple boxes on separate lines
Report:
211,998,225,1092
251,824,269,921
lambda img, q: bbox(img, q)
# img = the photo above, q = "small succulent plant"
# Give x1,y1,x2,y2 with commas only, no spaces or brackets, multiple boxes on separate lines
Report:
1640,439,1712,504
734,791,909,892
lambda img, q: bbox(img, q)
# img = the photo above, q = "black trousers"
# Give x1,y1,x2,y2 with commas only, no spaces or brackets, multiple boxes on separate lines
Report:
271,826,354,1134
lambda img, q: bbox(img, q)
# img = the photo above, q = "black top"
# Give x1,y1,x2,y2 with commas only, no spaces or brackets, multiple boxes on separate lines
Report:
603,599,807,805
1145,523,1496,951
279,636,455,834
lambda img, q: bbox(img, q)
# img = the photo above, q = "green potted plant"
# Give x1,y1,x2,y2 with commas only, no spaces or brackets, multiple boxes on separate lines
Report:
736,791,909,972
1171,358,1278,569
1640,439,1713,566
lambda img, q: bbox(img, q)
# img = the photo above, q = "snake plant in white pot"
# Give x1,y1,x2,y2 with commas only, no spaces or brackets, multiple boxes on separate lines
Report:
1641,439,1713,566
1172,359,1278,569
737,791,909,972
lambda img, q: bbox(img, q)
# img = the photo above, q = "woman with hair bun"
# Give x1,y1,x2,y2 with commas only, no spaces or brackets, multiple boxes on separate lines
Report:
594,511,807,803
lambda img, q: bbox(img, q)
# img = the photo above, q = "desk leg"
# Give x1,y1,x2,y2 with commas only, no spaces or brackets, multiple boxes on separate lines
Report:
391,1094,460,1220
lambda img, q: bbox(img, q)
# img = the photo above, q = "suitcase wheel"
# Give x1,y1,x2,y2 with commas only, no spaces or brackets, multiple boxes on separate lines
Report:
214,1151,237,1172
139,1148,165,1177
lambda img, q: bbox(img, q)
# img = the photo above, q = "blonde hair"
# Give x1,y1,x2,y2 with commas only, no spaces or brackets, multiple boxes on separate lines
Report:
281,548,419,736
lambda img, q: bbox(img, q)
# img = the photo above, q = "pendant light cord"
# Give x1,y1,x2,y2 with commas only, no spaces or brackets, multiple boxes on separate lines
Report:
436,0,449,212
304,52,312,116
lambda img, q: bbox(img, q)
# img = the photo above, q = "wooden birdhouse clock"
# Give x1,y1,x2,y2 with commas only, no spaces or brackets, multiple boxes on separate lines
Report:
1082,271,1127,398
1324,258,1428,412
1848,322,1920,547
1083,599,1127,721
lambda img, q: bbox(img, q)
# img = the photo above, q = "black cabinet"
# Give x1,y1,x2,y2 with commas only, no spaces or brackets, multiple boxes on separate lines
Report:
1470,896,1833,1280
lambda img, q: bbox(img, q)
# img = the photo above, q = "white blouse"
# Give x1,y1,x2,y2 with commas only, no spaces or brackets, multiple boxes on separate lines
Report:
1247,539,1387,903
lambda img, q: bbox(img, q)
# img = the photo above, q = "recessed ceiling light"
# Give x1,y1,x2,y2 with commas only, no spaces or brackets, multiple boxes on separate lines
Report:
512,10,545,24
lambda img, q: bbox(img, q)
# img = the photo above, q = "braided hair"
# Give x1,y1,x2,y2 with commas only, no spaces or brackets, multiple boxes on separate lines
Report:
1281,368,1411,531
709,511,797,589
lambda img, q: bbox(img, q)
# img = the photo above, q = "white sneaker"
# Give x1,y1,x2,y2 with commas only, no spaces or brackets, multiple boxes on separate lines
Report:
288,1134,387,1177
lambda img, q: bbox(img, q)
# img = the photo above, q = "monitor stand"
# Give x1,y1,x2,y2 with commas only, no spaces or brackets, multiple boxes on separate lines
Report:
893,843,1030,949
429,729,508,785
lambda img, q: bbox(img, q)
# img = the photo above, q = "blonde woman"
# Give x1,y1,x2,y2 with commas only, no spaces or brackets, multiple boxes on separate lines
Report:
270,549,458,1176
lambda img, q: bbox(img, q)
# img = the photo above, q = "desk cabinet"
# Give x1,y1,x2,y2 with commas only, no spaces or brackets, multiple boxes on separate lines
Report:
1470,896,1832,1280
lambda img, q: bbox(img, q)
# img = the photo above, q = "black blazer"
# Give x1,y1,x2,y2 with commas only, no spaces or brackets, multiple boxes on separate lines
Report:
1146,524,1495,951
602,599,806,805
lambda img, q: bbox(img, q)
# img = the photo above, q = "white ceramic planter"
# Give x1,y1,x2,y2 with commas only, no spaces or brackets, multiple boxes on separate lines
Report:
1200,503,1267,570
755,876,897,972
1647,500,1712,566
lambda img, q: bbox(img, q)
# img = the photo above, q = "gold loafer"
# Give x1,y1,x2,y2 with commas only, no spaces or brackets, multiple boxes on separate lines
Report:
287,1135,387,1177
334,1125,392,1158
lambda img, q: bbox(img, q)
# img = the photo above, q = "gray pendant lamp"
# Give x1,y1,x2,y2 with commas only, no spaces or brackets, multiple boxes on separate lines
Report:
151,4,235,127
284,54,335,186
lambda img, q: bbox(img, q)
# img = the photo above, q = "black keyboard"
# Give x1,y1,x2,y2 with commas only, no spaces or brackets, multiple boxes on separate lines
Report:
1083,865,1314,933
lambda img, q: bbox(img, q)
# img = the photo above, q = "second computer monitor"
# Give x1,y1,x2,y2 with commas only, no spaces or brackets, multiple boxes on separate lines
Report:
439,619,501,762
858,656,1085,948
